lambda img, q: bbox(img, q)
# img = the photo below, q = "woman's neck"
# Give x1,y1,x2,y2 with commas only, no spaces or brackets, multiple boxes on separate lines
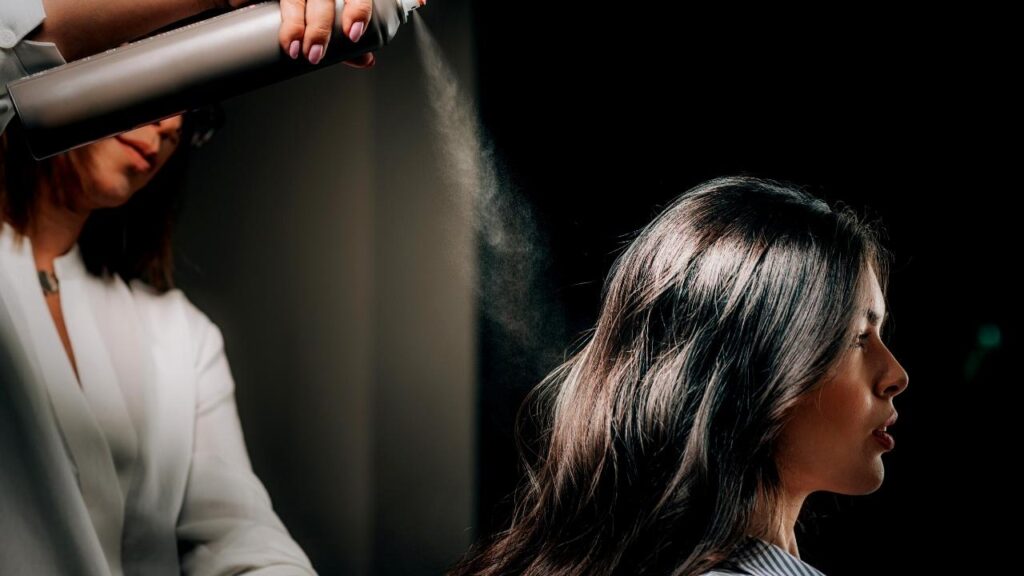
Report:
752,487,810,559
27,188,89,271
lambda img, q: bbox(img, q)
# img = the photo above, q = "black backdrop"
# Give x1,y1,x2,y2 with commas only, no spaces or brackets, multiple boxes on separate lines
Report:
472,5,1014,574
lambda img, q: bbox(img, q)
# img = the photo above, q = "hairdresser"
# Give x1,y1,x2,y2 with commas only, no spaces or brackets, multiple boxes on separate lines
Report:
0,0,377,135
0,1,377,574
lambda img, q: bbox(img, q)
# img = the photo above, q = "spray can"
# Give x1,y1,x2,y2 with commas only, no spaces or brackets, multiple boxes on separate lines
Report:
6,0,424,159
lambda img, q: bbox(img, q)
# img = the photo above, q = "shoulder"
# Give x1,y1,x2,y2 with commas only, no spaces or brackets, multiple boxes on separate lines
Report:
126,280,205,323
1,0,68,134
0,0,46,49
126,280,222,356
1,0,65,96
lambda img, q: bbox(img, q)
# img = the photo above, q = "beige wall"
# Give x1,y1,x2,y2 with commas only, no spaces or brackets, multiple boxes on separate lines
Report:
176,3,474,574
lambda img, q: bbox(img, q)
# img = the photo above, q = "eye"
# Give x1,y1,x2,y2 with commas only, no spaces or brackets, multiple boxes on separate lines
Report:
852,332,869,349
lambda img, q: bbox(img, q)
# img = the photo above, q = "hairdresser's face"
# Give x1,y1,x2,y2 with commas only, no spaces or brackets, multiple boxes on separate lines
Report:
776,267,909,497
68,115,183,209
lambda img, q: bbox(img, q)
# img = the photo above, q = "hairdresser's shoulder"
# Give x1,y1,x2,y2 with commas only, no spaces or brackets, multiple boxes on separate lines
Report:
0,0,46,47
1,0,68,135
127,280,219,342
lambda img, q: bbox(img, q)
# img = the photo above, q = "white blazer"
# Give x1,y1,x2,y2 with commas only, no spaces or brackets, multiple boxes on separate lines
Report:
0,222,315,575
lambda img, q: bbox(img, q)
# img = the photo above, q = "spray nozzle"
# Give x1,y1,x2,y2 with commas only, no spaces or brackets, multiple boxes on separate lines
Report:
398,0,425,23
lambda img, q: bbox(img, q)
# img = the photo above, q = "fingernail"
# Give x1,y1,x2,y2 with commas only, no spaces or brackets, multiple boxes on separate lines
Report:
289,40,300,60
349,21,365,43
309,43,324,65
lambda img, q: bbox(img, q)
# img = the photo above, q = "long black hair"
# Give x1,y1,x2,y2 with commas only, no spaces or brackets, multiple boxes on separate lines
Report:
451,176,892,575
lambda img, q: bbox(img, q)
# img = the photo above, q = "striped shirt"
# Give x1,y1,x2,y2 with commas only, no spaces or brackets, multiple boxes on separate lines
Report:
702,537,826,576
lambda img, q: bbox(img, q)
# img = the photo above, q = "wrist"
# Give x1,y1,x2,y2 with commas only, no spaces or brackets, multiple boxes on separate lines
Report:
203,0,241,11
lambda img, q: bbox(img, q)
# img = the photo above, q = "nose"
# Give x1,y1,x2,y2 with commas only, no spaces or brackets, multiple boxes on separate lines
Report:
136,115,183,157
157,115,183,132
876,344,909,399
154,115,183,140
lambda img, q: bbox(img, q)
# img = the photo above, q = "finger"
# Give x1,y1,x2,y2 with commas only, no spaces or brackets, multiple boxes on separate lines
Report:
341,0,374,44
342,52,375,69
304,0,336,64
279,0,307,60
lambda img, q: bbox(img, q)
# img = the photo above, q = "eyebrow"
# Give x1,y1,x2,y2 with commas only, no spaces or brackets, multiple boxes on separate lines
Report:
866,308,889,330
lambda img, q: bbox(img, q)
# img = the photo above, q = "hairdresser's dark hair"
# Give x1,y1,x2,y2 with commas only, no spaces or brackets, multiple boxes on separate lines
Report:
451,176,892,576
0,112,211,292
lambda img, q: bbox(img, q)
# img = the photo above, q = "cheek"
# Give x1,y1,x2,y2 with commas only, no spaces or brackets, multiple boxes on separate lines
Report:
816,376,873,435
77,141,124,190
777,377,875,490
94,139,158,198
780,391,837,464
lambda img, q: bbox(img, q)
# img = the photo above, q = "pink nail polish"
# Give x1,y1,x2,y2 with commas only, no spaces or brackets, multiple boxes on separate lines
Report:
349,21,365,43
309,44,324,65
289,40,300,60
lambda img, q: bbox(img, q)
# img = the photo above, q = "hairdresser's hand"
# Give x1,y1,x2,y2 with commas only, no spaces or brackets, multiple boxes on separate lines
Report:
218,0,376,68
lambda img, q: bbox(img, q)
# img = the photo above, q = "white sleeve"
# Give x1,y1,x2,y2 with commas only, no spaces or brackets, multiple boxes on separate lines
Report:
175,299,316,576
1,0,66,134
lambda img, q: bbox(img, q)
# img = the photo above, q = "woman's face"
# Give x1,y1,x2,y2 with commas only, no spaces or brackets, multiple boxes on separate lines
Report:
776,266,909,496
66,114,183,210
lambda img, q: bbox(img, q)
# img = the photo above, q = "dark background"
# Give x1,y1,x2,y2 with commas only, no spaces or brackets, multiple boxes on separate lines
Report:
169,3,1015,574
2,2,1012,575
472,5,1014,574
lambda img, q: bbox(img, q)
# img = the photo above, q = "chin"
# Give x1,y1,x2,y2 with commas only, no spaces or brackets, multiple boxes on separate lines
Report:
835,460,886,496
90,176,138,208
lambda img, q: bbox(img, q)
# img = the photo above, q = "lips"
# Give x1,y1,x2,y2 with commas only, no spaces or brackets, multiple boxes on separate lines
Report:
878,411,898,431
872,411,898,450
873,429,895,450
115,136,154,170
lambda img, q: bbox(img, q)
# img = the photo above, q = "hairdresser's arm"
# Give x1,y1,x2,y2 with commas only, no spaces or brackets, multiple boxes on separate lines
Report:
27,0,375,67
27,0,216,62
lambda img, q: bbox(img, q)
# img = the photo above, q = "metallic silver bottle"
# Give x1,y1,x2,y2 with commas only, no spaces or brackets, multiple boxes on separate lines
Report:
7,0,423,159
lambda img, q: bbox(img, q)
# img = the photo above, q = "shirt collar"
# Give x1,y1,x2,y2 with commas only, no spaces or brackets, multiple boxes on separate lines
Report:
0,221,86,282
52,239,85,282
727,536,827,576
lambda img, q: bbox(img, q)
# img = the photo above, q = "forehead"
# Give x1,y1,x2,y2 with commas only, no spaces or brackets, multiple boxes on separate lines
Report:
859,266,887,326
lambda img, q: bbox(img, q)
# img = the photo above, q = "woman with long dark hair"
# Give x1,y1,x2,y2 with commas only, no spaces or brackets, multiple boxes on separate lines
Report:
452,176,909,576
